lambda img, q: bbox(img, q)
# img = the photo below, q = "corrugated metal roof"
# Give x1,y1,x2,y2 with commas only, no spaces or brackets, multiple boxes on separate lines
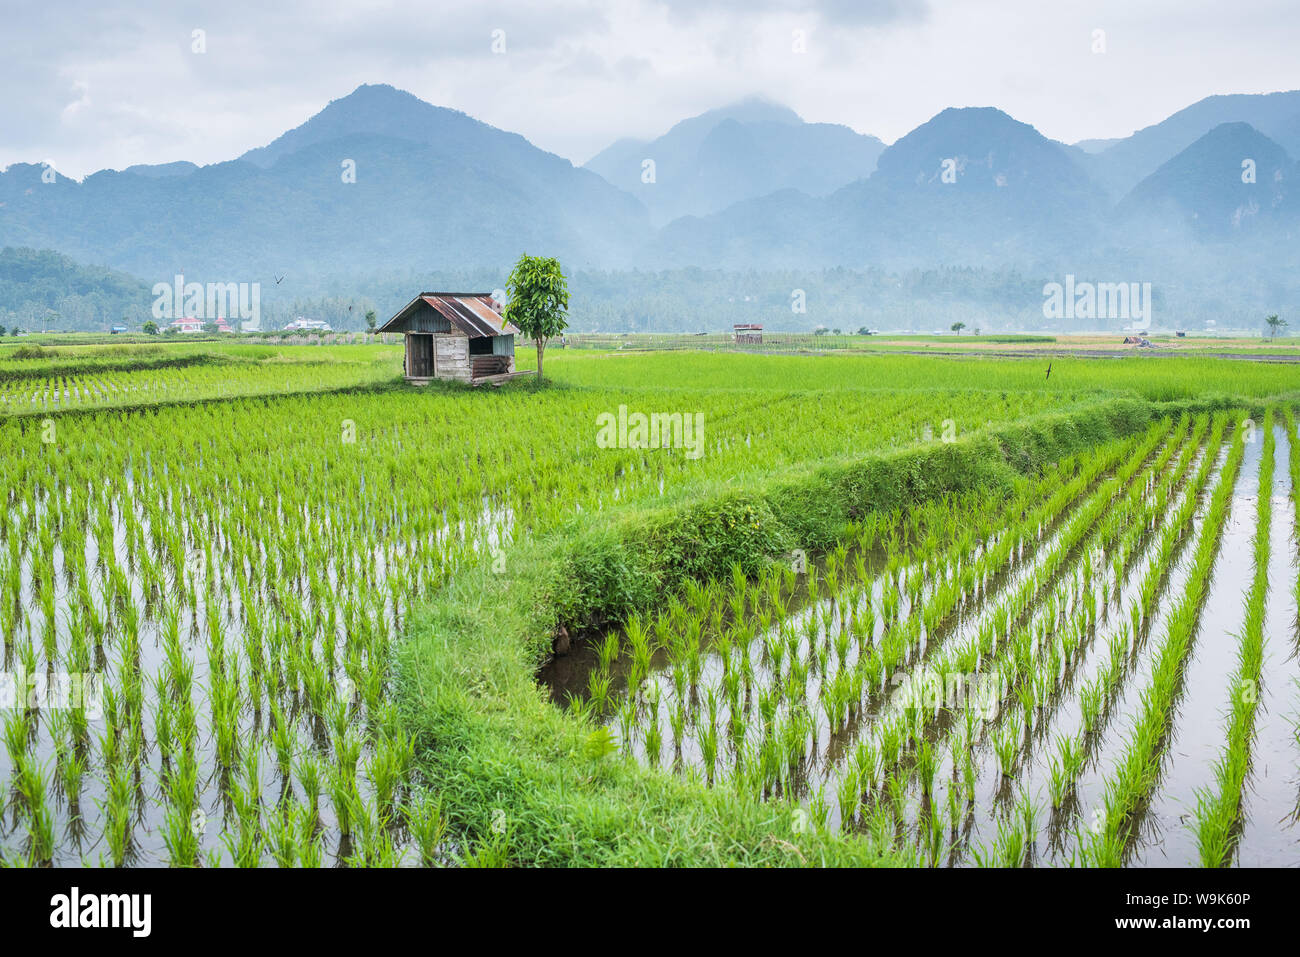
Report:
423,294,519,338
377,292,519,338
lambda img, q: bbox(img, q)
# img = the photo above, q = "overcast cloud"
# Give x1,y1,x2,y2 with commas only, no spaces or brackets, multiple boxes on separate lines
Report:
2,0,1297,178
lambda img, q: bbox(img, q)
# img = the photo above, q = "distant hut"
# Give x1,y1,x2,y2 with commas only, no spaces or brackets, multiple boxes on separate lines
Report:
734,323,763,344
376,292,533,386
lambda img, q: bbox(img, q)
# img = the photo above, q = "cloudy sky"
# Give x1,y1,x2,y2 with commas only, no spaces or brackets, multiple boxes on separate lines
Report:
3,0,1298,178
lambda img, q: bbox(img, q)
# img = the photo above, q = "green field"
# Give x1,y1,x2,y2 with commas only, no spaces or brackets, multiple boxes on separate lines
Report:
1,339,1297,866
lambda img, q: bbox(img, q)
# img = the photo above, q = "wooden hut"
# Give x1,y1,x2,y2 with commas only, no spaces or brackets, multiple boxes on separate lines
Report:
734,323,763,344
377,293,533,386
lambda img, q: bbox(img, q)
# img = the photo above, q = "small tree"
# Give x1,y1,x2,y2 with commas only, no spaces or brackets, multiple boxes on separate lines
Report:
503,254,568,382
365,308,377,334
951,322,966,334
1265,314,1286,339
142,320,159,335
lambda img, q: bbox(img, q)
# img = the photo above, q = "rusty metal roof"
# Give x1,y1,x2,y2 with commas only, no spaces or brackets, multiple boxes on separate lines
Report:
378,292,520,338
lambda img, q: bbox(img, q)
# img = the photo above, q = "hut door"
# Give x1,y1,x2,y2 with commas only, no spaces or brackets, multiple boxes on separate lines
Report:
410,334,433,377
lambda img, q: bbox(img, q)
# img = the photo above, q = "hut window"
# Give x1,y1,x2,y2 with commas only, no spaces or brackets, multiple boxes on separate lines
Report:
468,337,493,356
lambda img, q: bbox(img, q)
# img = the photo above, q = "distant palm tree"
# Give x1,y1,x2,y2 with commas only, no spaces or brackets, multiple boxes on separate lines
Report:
1265,314,1286,339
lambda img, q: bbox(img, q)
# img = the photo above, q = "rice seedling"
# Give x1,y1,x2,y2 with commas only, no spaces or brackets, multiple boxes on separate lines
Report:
267,801,299,868
1079,678,1104,734
994,723,1019,778
297,804,324,869
404,792,448,867
915,739,939,799
366,742,402,812
810,786,830,831
29,802,56,867
643,708,663,766
102,762,136,867
223,790,265,869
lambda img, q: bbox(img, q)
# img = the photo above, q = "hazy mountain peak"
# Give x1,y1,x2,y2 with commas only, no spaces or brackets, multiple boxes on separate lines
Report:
684,95,803,129
1119,121,1295,235
238,83,490,168
1087,88,1300,198
872,105,1090,193
584,95,881,224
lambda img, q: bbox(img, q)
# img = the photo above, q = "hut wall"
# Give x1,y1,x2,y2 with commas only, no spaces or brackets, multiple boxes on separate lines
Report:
403,329,473,382
433,330,471,382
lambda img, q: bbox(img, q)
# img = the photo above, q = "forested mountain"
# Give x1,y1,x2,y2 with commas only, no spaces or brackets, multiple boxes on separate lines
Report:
0,247,152,330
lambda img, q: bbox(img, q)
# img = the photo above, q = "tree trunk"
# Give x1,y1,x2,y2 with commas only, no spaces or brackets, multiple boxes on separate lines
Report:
536,339,545,382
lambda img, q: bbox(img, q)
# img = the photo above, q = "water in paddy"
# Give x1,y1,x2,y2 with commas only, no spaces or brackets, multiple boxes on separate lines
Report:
1233,424,1300,865
1121,424,1299,866
944,434,1215,864
1125,430,1263,865
939,424,1297,867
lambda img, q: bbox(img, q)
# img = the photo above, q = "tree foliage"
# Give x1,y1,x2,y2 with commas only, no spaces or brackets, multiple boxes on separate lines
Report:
504,254,569,381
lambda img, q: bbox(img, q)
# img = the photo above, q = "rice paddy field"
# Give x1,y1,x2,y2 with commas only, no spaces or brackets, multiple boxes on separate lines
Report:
562,331,1300,360
1,337,1298,868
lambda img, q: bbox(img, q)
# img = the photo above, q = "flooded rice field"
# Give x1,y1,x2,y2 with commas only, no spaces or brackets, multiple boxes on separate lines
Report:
543,410,1300,866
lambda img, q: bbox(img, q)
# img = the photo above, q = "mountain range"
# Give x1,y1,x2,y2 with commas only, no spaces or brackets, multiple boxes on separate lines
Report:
1,82,1298,328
